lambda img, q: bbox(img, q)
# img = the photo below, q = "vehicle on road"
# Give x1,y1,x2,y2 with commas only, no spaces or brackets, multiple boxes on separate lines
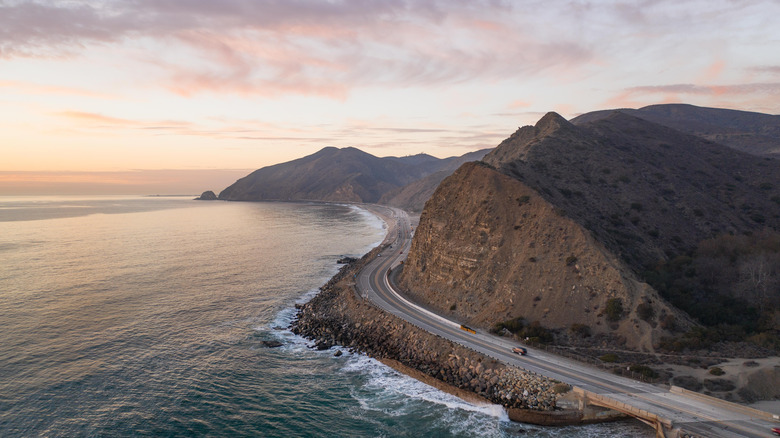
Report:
772,426,780,436
512,347,527,355
459,324,476,334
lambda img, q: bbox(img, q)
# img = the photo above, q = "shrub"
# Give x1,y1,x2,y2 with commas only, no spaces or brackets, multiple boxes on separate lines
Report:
660,314,677,331
552,383,572,394
703,378,735,392
672,375,702,391
605,298,624,322
636,302,655,322
629,364,658,379
708,366,725,376
520,321,554,344
570,323,591,338
630,202,643,211
599,353,619,363
494,317,526,334
565,255,578,266
517,195,530,206
450,303,457,311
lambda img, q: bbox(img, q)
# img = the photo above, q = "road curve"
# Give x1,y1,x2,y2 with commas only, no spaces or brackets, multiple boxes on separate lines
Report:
357,206,779,438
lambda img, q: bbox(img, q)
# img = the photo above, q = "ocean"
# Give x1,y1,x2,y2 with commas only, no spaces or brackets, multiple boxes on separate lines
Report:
0,196,651,437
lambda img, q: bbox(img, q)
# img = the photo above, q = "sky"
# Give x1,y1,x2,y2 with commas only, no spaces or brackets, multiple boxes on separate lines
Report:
1,0,779,194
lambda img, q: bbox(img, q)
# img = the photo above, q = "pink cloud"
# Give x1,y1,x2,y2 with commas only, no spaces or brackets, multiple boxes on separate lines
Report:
0,80,115,98
603,81,780,112
0,1,594,98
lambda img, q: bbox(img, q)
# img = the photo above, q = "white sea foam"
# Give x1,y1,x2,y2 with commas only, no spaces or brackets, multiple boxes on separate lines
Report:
348,204,387,249
342,354,509,421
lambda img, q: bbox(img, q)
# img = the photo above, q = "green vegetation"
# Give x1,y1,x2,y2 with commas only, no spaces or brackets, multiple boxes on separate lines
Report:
552,383,572,394
644,231,780,351
491,318,554,344
491,317,526,335
628,364,658,379
636,302,655,322
569,323,591,338
565,255,578,266
599,353,619,363
605,298,624,321
520,321,554,344
708,366,725,376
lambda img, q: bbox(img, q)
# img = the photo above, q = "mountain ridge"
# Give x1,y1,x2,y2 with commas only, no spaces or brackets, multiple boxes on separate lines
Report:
218,146,489,204
399,107,780,352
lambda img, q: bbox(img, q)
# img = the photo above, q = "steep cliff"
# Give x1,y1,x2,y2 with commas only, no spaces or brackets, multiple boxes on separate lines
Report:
398,111,780,352
398,162,689,351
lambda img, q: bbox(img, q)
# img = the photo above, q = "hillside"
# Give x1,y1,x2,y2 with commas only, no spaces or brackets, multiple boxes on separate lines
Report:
571,104,780,158
218,146,488,204
399,111,780,352
380,148,492,212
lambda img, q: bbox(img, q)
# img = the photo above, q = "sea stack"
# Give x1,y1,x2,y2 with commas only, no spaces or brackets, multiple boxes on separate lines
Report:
195,190,218,200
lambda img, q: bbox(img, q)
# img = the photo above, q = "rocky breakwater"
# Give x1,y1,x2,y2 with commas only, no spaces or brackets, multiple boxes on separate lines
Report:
290,251,571,422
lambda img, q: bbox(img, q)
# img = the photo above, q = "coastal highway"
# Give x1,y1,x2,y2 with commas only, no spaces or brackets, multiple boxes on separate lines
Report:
357,206,779,438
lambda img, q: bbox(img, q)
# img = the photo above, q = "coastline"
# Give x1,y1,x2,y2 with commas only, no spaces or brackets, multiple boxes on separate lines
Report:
291,203,612,426
353,203,780,418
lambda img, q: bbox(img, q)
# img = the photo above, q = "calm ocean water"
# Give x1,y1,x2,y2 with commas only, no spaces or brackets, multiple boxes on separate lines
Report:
0,196,650,437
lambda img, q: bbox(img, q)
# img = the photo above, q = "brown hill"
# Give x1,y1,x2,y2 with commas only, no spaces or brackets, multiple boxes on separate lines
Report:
218,146,490,203
380,148,491,212
399,161,692,351
483,112,780,272
399,111,780,351
571,104,780,158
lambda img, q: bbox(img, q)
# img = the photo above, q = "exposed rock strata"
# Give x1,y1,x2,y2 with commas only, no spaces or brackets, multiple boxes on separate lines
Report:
290,254,560,413
399,161,691,351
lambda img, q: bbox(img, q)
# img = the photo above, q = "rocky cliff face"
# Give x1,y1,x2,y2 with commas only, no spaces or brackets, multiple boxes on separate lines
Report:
483,112,780,273
398,110,780,352
398,162,688,351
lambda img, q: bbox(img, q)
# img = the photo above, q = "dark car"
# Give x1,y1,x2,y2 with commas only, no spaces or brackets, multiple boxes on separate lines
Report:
512,347,527,355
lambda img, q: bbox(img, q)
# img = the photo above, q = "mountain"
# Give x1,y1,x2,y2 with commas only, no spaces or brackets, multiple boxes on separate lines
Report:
218,147,472,203
571,103,780,158
398,110,780,351
380,148,492,212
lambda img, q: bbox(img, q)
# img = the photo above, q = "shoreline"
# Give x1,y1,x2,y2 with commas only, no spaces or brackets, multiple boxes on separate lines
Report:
296,201,779,428
291,203,604,426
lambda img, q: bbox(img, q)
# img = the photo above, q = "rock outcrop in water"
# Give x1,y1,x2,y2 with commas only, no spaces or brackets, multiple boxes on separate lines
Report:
195,190,218,200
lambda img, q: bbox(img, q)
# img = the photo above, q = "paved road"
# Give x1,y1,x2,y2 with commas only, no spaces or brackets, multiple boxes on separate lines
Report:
357,206,779,438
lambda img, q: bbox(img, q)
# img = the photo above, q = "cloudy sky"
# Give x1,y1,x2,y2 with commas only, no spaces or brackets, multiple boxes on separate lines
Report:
2,0,779,194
